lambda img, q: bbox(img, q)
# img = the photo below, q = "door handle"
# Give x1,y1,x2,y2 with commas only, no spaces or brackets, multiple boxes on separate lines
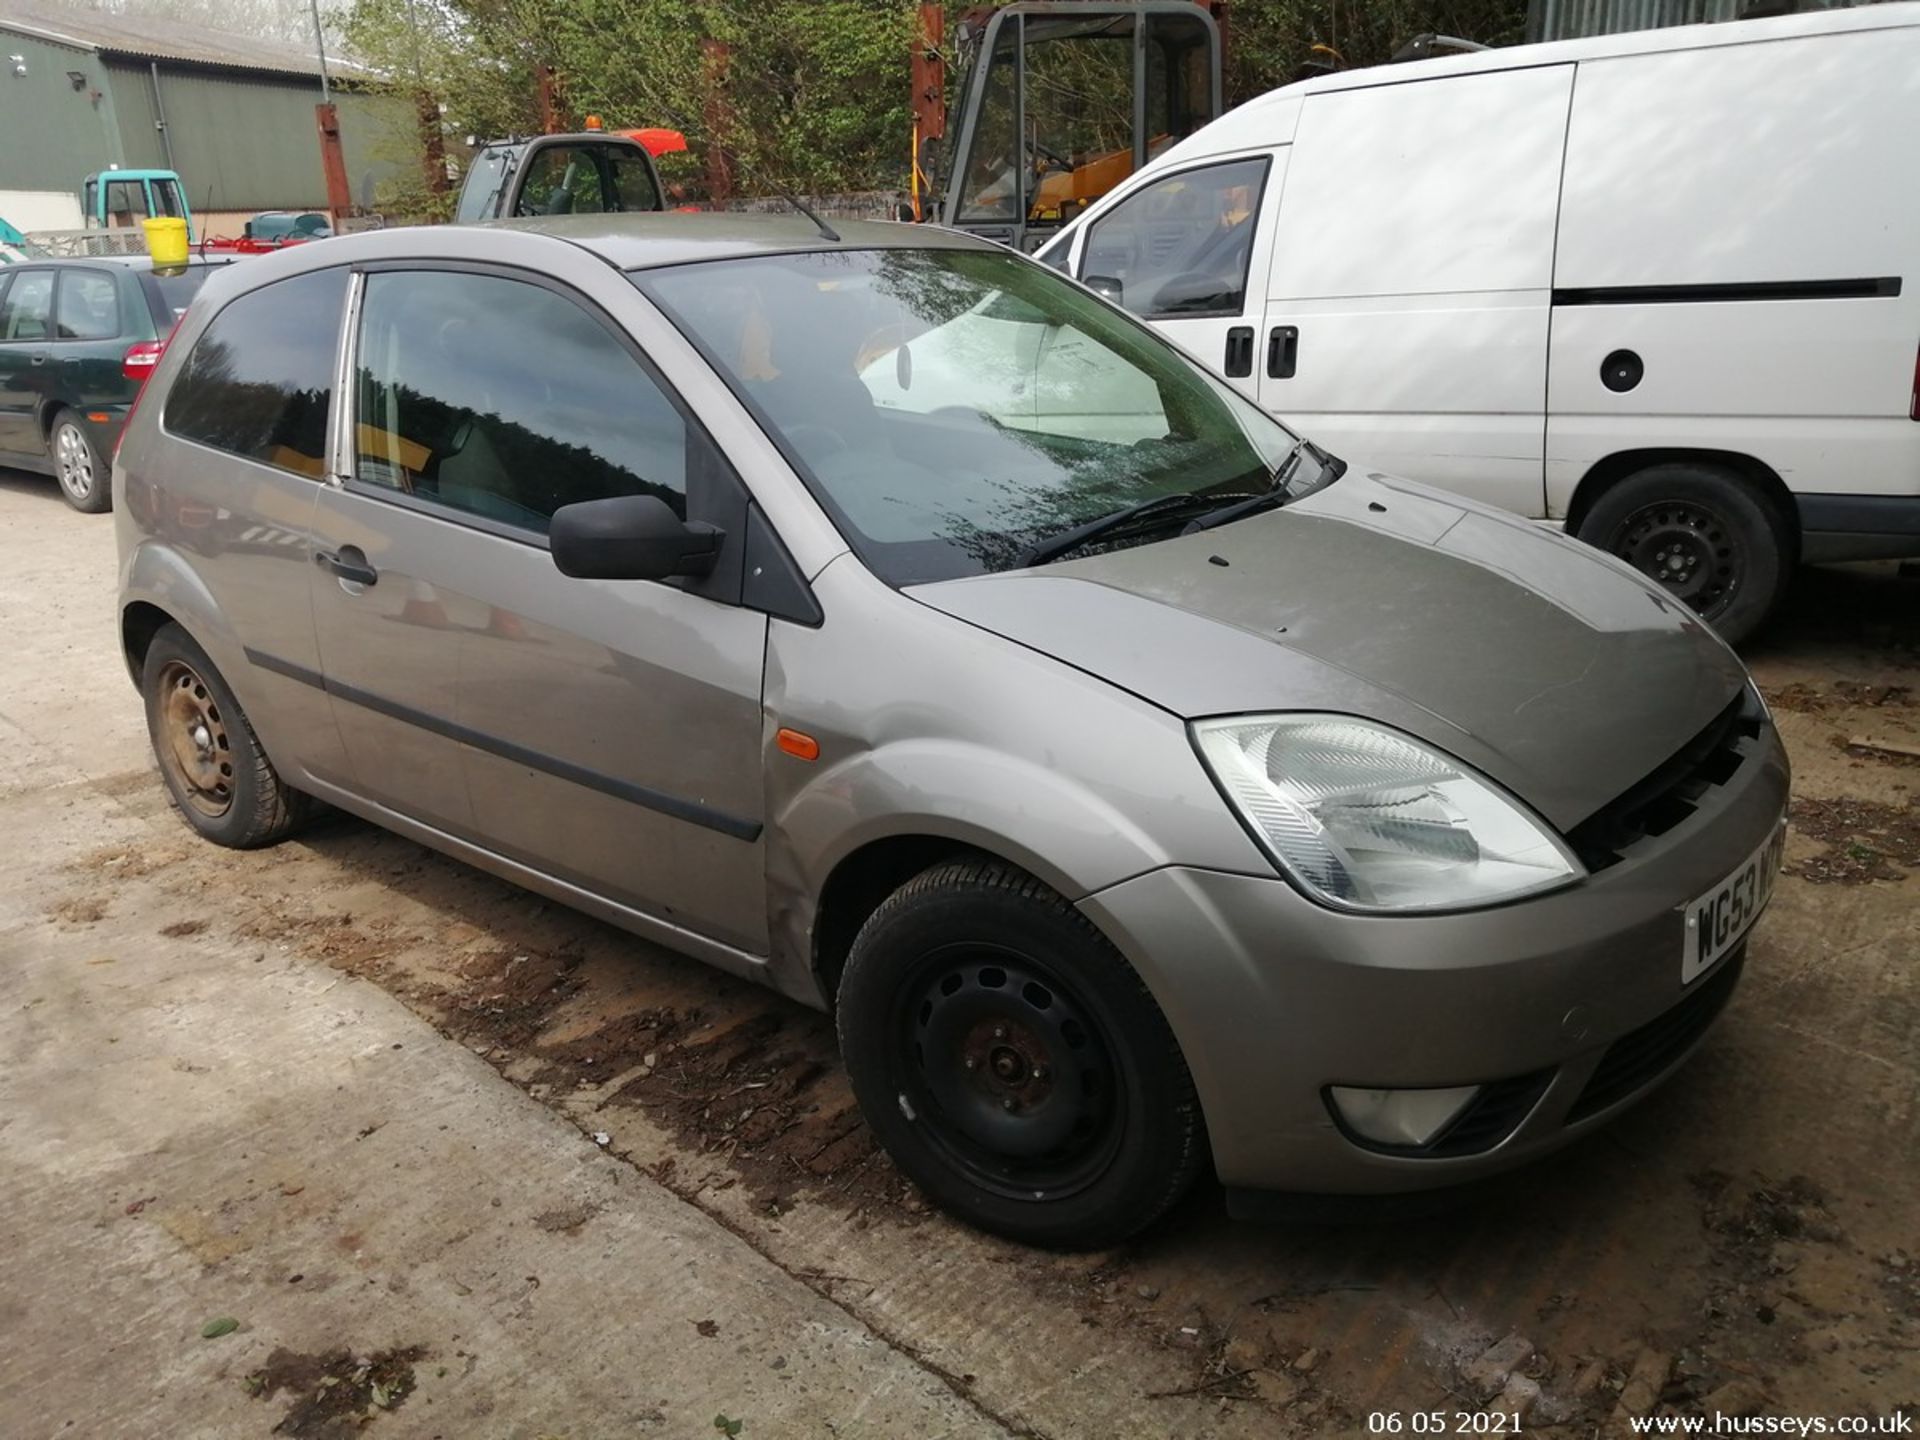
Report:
28,353,50,367
1223,325,1255,378
316,546,378,587
1267,325,1298,379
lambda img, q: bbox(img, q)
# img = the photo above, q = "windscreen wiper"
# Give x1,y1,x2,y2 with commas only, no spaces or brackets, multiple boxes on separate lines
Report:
1019,490,1226,567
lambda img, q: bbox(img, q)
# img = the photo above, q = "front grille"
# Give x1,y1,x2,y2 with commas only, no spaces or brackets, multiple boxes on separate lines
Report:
1567,689,1763,871
1428,1071,1553,1156
1567,949,1745,1122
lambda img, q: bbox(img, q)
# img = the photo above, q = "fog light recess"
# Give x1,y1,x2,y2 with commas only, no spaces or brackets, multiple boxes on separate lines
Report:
1328,1085,1482,1149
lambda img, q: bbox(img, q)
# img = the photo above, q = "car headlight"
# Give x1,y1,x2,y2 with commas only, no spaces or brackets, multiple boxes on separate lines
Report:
1192,714,1584,913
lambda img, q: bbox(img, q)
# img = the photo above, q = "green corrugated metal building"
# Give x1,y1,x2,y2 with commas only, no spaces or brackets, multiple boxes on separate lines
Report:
0,1,420,231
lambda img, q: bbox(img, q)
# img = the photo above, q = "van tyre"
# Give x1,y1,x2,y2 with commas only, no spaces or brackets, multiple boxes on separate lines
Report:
1576,463,1791,646
141,623,309,848
836,858,1204,1248
50,411,111,514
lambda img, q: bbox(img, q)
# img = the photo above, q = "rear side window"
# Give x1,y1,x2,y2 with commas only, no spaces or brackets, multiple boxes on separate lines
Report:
1081,156,1270,318
55,270,120,340
140,265,221,326
0,270,53,340
352,269,687,532
164,268,347,480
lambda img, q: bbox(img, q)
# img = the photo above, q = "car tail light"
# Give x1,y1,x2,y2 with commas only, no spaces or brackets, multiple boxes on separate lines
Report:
122,340,166,383
114,322,181,461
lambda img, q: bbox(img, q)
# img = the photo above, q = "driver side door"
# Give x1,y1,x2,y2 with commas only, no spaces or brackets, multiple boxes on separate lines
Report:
1075,151,1287,401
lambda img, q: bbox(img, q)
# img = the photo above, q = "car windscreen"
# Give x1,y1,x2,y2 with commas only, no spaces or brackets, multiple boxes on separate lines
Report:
139,265,223,326
637,246,1323,584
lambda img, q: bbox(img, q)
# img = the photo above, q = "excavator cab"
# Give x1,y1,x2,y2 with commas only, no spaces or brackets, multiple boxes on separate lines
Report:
935,2,1222,252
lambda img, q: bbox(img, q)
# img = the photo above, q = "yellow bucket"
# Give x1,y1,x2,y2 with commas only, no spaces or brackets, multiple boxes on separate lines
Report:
142,217,189,267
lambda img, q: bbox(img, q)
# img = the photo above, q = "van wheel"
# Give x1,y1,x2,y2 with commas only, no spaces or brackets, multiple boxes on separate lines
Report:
1575,463,1791,645
50,411,111,514
141,623,309,848
836,858,1204,1248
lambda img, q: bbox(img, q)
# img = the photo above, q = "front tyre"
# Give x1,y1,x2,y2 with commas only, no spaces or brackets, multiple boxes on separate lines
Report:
836,858,1205,1248
141,623,309,848
1575,463,1791,646
50,411,111,514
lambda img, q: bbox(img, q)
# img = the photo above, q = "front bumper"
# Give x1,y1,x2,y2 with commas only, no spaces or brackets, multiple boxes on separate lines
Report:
1078,717,1790,1196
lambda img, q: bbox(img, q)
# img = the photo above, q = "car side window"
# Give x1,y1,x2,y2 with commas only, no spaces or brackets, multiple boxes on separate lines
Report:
164,268,347,480
352,269,687,533
514,146,608,217
1079,156,1270,319
0,271,54,341
55,270,120,341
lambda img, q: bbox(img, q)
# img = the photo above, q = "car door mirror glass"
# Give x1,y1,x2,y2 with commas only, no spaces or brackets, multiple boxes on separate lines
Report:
1084,274,1124,305
550,494,722,581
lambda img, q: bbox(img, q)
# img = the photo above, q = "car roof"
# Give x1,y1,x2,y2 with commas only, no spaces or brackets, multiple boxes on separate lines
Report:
499,212,1002,271
12,254,233,271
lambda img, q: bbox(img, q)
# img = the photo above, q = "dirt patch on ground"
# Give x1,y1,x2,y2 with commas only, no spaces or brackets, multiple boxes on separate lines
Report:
244,1344,426,1438
158,917,207,938
67,841,189,880
1764,680,1913,715
237,911,409,978
47,895,108,926
434,946,910,1218
1786,796,1920,883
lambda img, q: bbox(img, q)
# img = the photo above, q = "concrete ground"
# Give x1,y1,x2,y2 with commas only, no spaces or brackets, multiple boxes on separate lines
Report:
1,467,1915,1438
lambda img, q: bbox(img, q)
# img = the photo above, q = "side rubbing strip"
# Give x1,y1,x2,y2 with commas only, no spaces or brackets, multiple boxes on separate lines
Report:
1553,277,1902,307
242,646,761,842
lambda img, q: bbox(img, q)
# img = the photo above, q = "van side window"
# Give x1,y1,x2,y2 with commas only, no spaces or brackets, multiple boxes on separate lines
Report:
352,270,687,533
1080,156,1269,320
55,270,120,341
164,268,347,480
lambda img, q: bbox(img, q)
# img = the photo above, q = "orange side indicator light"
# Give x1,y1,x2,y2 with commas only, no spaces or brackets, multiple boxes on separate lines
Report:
776,727,820,762
87,411,112,423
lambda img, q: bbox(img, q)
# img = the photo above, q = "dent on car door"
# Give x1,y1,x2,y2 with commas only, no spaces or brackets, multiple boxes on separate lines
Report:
321,265,770,952
1075,152,1284,400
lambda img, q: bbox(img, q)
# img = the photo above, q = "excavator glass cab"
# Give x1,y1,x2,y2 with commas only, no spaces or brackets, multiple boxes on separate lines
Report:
942,2,1221,252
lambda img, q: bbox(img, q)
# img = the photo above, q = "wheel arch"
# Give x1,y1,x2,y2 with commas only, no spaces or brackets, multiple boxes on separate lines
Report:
1564,448,1800,563
120,599,176,687
809,833,1048,1007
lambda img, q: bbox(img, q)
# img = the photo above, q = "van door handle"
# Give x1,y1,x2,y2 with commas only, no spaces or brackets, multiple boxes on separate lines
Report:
1223,325,1255,378
316,546,378,587
1267,325,1299,380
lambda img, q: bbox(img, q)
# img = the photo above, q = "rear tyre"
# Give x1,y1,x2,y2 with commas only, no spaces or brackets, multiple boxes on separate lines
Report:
50,411,111,514
1574,463,1791,646
141,623,309,848
836,858,1205,1248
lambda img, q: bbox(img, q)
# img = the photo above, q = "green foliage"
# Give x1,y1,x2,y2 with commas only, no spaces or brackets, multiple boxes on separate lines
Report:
337,0,1530,206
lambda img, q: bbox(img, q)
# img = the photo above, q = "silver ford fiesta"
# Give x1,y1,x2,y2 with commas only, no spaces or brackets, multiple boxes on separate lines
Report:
114,214,1788,1247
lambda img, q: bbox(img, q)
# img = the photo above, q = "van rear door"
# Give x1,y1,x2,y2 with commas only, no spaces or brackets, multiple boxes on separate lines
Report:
1259,65,1575,517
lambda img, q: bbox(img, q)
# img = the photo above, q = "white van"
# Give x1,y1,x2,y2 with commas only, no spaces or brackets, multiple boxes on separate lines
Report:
1033,4,1920,642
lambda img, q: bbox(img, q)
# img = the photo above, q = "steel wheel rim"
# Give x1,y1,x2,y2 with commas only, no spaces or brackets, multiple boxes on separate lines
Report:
892,942,1124,1202
155,660,234,818
54,424,95,501
1608,499,1744,617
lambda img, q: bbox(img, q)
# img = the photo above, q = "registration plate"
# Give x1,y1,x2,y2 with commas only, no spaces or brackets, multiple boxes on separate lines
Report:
1682,821,1787,985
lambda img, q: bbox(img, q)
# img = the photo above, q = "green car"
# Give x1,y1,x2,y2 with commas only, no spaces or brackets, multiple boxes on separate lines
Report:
0,255,231,512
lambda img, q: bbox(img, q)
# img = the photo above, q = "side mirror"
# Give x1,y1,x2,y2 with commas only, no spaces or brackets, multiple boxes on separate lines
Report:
1084,274,1124,306
549,494,721,581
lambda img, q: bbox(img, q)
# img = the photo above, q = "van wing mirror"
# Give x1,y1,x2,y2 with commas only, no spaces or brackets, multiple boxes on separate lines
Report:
549,494,721,581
